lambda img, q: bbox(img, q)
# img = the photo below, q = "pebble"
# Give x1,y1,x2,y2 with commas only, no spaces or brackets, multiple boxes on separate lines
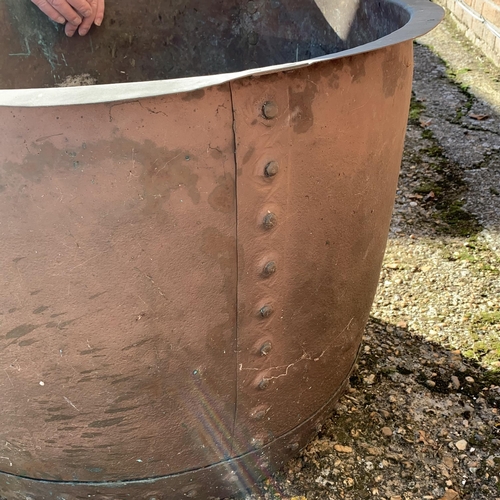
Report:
455,439,468,451
451,375,460,389
440,489,459,500
381,427,393,437
334,445,353,453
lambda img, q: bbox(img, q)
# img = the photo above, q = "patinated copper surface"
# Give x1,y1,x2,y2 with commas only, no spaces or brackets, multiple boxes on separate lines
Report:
0,86,239,482
231,43,415,453
0,0,443,498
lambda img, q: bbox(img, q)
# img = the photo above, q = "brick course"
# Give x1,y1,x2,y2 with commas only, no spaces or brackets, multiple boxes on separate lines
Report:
433,0,500,66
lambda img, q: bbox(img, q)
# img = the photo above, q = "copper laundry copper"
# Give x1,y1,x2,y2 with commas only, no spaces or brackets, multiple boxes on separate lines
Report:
0,0,442,498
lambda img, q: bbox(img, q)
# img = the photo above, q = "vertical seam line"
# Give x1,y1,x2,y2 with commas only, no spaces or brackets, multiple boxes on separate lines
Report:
228,81,239,455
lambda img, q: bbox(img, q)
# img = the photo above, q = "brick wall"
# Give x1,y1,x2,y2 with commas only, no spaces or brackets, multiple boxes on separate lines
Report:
433,0,500,66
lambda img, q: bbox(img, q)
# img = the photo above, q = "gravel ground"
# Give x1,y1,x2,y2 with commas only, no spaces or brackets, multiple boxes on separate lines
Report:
239,14,500,500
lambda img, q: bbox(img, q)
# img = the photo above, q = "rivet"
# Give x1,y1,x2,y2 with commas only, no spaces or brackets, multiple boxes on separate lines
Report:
251,409,267,420
260,341,272,356
264,161,279,177
262,212,277,229
263,261,277,276
258,378,270,390
262,101,279,119
259,305,273,318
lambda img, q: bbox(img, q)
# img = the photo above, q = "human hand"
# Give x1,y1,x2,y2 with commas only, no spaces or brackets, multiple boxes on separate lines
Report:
65,0,105,37
31,0,105,37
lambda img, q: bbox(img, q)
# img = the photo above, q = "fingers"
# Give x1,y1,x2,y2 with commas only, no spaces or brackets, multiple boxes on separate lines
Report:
41,0,83,25
78,0,104,36
65,21,80,37
76,0,94,35
65,0,93,18
31,0,66,24
94,0,105,27
33,0,104,37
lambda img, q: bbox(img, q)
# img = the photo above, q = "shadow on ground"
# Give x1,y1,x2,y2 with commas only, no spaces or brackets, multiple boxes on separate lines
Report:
246,317,500,500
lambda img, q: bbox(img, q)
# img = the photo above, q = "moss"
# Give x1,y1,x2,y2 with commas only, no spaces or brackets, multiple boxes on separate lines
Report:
409,93,426,124
479,264,499,274
414,182,443,196
437,200,481,237
421,128,435,140
422,144,444,157
444,68,475,124
476,311,500,325
456,249,479,263
409,122,482,237
463,310,500,368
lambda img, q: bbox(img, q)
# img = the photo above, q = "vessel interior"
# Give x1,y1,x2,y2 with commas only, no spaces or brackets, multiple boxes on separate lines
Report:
0,0,410,89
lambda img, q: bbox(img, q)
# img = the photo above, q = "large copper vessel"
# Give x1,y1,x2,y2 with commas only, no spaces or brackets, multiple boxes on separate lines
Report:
0,1,442,498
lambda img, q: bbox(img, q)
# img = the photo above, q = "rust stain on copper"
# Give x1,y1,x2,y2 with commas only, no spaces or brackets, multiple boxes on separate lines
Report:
348,55,367,83
289,78,319,134
208,175,235,213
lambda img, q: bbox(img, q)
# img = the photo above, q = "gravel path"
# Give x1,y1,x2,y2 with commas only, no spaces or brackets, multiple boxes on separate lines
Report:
239,14,500,500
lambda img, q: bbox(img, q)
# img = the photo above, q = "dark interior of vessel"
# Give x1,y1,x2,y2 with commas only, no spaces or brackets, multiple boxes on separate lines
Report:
0,0,410,89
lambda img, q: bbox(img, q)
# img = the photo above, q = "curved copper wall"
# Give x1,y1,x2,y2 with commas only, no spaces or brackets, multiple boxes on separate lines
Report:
0,1,442,498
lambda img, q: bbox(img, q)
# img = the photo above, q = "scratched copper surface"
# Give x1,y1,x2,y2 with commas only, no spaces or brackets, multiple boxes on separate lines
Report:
0,0,442,498
0,86,238,481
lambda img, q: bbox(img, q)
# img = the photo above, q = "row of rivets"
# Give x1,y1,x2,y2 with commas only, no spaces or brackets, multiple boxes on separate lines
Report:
257,101,279,392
